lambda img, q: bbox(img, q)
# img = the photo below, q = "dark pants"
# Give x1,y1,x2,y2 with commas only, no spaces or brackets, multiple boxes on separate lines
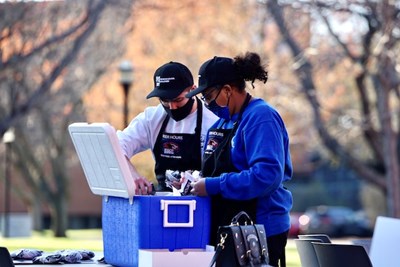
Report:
267,231,289,267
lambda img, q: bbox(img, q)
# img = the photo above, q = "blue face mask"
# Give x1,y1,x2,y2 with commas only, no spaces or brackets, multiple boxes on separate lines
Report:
206,99,230,120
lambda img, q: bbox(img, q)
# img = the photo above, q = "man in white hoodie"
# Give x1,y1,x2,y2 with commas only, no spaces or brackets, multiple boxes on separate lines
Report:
117,61,218,194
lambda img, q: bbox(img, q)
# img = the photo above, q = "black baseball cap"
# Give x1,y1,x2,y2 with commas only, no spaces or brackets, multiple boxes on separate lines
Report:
146,61,194,99
186,56,241,98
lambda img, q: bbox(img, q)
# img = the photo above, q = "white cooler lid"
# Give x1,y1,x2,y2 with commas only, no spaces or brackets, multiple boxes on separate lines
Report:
68,122,135,200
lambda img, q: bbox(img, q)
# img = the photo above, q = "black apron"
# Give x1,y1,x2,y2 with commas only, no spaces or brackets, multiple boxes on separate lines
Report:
202,93,257,246
153,97,203,191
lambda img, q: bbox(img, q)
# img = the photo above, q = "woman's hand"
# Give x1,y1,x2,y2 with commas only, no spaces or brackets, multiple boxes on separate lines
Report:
190,178,208,196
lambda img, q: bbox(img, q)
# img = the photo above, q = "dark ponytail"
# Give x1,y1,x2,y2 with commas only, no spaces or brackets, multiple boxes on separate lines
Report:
232,52,268,90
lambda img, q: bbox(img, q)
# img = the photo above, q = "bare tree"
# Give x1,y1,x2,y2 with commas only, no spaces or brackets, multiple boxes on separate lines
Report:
0,0,134,236
263,0,400,216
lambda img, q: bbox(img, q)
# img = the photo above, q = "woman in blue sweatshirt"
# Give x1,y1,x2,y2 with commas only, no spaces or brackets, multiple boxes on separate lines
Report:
186,52,293,267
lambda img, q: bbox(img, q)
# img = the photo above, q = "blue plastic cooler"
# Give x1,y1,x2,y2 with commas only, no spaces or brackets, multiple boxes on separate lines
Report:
68,123,211,267
103,195,210,267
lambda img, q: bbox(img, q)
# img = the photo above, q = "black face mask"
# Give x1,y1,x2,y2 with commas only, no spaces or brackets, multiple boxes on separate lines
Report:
163,97,195,121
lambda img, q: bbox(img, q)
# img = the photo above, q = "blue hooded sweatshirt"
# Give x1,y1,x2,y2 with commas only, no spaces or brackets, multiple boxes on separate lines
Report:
205,97,293,237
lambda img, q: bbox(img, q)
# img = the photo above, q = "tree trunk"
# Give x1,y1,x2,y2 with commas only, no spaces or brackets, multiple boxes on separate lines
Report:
31,200,43,231
377,55,400,217
51,192,68,237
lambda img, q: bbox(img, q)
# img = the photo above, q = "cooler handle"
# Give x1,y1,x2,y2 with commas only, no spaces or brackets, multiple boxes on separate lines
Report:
160,200,196,228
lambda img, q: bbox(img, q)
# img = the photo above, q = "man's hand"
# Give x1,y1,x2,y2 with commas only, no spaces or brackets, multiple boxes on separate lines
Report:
125,155,154,195
171,177,186,190
134,177,154,195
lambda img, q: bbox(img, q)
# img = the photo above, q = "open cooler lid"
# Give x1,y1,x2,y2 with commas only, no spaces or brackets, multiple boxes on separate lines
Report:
68,122,135,201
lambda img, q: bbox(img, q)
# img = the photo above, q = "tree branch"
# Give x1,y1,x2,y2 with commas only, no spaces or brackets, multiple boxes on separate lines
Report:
266,0,386,190
0,0,108,137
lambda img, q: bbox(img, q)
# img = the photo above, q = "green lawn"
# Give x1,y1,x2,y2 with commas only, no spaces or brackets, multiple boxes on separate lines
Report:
0,230,301,266
0,229,104,252
286,240,301,267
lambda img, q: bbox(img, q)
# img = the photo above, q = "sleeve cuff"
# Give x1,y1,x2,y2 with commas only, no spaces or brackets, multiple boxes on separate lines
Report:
205,178,221,195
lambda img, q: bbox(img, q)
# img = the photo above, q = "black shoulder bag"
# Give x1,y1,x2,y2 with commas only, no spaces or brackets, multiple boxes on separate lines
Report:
209,211,270,267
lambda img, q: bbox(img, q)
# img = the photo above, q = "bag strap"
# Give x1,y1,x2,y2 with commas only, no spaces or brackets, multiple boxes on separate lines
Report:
254,224,269,264
231,211,253,225
209,232,228,267
209,245,222,267
239,225,255,267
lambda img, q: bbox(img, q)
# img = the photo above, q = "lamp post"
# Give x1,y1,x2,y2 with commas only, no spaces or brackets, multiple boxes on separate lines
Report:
2,127,15,238
118,60,134,128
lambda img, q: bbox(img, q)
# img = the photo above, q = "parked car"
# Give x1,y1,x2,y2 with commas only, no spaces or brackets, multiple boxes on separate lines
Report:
289,212,302,237
298,205,373,237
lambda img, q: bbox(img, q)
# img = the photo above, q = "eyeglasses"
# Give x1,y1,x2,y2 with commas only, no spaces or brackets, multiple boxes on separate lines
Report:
201,86,222,103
